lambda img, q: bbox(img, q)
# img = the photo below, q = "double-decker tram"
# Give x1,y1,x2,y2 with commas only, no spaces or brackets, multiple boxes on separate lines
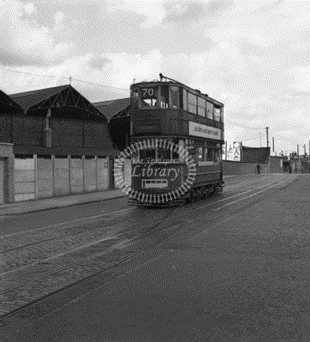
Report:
128,73,224,206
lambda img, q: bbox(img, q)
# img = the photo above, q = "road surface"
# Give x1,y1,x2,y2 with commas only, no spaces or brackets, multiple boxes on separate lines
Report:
1,174,310,341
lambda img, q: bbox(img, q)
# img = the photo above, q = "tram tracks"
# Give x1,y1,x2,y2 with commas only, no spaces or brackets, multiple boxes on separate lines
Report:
0,207,180,319
0,208,135,254
0,175,297,320
0,174,293,280
159,174,299,244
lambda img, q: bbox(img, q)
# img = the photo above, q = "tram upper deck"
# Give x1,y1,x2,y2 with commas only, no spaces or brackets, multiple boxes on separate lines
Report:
130,74,224,142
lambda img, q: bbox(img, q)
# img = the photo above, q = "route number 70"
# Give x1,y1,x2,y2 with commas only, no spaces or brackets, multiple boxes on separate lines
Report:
142,88,155,97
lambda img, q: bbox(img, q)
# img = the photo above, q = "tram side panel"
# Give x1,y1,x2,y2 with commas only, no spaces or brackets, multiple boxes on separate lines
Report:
191,163,222,187
130,162,222,204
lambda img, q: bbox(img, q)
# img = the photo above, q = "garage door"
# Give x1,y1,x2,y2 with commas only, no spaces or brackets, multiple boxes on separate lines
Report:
0,160,4,204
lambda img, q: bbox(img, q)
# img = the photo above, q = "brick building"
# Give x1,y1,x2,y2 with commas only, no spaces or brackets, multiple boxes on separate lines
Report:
0,84,119,203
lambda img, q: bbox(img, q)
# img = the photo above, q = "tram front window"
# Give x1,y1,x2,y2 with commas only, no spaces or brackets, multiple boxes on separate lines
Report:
157,148,171,162
140,149,156,162
140,86,158,108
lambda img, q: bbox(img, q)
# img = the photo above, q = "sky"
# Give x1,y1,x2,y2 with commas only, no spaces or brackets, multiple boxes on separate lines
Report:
0,0,309,154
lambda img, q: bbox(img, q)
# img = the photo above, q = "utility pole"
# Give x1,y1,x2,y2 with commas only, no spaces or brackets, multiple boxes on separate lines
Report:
297,144,299,157
272,137,274,153
265,126,269,148
259,132,262,147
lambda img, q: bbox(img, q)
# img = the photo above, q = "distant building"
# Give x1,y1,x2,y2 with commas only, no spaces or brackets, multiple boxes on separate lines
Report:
241,146,270,164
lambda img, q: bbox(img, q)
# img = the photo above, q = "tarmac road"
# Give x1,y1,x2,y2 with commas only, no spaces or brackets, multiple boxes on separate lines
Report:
2,174,310,341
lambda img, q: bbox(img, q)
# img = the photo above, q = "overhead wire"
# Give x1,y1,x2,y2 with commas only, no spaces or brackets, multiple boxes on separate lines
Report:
241,135,263,143
0,66,128,92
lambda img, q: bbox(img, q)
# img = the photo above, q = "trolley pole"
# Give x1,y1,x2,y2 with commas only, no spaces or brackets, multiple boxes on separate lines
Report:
265,126,269,148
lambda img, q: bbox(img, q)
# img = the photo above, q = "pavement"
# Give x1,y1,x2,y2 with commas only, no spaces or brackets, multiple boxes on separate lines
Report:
0,188,126,216
0,175,239,216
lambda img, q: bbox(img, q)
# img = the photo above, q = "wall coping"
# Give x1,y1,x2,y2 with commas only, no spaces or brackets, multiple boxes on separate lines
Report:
0,142,14,146
223,160,268,165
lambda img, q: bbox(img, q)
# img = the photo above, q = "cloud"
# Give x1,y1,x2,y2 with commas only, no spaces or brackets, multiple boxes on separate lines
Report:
162,0,231,24
290,66,310,91
104,0,166,27
0,0,74,66
88,56,112,70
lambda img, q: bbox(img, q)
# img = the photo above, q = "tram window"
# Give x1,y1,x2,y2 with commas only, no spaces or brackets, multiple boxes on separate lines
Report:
131,149,139,163
140,87,158,107
205,148,214,162
183,89,188,111
171,138,179,160
198,146,203,161
179,88,184,110
206,102,214,119
188,93,197,114
187,146,196,162
214,107,220,122
140,149,156,162
204,148,208,161
142,99,156,107
214,148,220,163
161,86,169,108
131,88,138,108
157,148,171,162
220,107,224,122
188,104,196,114
197,97,206,117
198,107,205,116
172,150,179,160
170,86,179,108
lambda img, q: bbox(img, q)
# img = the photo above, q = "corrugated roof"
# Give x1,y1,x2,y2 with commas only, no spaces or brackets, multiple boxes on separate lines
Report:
93,98,130,120
0,89,23,111
10,84,70,110
9,84,106,120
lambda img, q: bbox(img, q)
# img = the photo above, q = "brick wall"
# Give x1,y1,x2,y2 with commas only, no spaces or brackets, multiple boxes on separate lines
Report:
223,160,270,175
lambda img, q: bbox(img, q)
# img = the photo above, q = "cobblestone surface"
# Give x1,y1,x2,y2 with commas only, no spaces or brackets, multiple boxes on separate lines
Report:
0,174,298,326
